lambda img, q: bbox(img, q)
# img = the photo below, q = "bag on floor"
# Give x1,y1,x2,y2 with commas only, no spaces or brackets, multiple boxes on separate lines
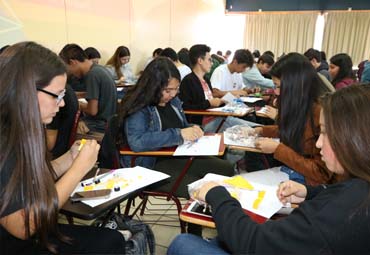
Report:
93,212,155,255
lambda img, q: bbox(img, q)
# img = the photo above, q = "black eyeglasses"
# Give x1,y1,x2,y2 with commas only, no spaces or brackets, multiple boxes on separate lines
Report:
37,88,66,105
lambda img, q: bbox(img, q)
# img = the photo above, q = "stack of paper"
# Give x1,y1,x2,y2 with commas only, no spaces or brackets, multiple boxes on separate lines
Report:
174,135,221,156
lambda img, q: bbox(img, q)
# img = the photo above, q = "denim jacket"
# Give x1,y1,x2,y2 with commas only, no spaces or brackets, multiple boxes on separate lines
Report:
121,97,190,169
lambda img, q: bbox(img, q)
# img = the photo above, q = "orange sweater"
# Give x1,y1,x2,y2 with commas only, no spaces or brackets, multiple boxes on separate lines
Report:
262,104,334,186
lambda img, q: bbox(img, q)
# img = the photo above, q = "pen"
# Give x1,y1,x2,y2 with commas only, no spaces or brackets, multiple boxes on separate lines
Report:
186,139,198,149
80,170,113,187
78,139,87,151
93,168,101,184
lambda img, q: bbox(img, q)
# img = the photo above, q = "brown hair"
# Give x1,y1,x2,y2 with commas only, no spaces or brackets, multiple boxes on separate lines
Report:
320,83,370,182
0,42,67,252
106,45,130,78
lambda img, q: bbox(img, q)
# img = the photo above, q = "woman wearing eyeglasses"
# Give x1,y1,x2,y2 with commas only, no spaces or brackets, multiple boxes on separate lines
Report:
0,42,126,254
119,57,234,202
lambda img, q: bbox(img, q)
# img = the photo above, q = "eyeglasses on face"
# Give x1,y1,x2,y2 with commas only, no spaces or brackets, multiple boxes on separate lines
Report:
37,88,66,105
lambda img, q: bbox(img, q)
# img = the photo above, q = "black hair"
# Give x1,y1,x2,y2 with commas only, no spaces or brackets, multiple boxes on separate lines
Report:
189,44,211,67
270,52,320,154
59,44,87,64
253,50,261,59
84,47,101,59
321,51,327,61
233,49,254,67
153,48,163,57
160,47,179,62
304,48,321,62
263,50,275,59
119,57,181,120
0,45,10,55
258,54,275,66
178,48,191,68
330,53,355,86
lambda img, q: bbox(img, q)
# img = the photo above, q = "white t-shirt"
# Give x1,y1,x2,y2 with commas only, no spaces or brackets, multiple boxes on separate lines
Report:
177,65,192,80
210,64,245,91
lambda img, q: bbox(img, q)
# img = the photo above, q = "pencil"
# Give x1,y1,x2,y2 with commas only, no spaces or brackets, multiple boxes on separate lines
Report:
78,139,87,151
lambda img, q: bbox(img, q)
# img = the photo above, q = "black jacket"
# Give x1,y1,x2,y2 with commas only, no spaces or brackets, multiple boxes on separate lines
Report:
206,178,370,254
179,72,212,125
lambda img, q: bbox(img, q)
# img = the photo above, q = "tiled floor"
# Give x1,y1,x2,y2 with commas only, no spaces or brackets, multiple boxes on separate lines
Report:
59,196,217,255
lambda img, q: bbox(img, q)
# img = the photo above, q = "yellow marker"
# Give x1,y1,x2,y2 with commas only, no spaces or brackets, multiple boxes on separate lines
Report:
78,139,87,151
224,176,254,190
252,191,266,209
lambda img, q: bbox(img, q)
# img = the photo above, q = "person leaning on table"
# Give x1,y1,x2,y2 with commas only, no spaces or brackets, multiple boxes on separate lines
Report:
0,42,127,254
168,83,370,254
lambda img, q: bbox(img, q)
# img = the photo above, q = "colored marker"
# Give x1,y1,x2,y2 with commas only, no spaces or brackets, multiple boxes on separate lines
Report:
78,139,87,151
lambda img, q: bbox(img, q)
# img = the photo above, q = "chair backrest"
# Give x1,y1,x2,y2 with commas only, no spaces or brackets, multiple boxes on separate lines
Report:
98,114,120,169
68,110,81,147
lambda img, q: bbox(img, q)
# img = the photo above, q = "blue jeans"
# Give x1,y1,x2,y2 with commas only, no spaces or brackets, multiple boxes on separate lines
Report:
280,165,305,184
167,234,229,255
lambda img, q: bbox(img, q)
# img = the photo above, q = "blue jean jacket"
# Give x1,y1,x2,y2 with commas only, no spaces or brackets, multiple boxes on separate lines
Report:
120,97,189,168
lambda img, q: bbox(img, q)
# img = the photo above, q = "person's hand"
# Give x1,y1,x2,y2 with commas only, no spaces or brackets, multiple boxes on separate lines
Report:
231,89,248,97
69,140,84,160
72,139,100,175
253,127,263,136
255,138,279,153
264,105,278,120
118,76,125,83
209,98,224,107
181,125,204,142
77,120,90,134
272,98,278,107
193,181,220,202
277,180,307,205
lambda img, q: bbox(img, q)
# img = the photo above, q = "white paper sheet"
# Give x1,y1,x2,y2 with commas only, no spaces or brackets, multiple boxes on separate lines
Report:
256,107,268,114
207,105,253,115
240,96,263,103
78,98,88,104
221,92,237,103
71,166,170,207
188,168,288,218
173,135,221,156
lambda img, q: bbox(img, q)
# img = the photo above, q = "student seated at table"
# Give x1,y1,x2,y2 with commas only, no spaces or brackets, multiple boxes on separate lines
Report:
242,53,275,89
160,47,191,80
106,45,136,84
329,53,357,90
179,44,258,133
0,42,126,254
59,44,117,133
118,57,234,199
210,49,253,98
168,84,370,255
84,46,101,64
253,53,335,185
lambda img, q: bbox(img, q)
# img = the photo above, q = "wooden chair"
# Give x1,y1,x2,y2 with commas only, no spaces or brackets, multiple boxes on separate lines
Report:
68,110,81,147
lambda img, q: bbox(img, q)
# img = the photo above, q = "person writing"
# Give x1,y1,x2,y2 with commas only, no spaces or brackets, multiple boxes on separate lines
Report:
119,57,234,199
0,42,126,254
168,83,370,254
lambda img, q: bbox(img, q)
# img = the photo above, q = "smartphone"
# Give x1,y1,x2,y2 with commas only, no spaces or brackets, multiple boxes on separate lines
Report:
187,201,212,218
70,189,112,202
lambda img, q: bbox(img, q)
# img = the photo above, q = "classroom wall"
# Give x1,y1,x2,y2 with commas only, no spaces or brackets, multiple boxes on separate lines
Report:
0,0,245,74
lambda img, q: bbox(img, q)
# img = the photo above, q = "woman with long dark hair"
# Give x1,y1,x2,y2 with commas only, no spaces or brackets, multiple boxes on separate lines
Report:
329,53,356,89
119,57,233,199
254,53,333,185
0,42,126,254
168,84,370,254
106,45,136,84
